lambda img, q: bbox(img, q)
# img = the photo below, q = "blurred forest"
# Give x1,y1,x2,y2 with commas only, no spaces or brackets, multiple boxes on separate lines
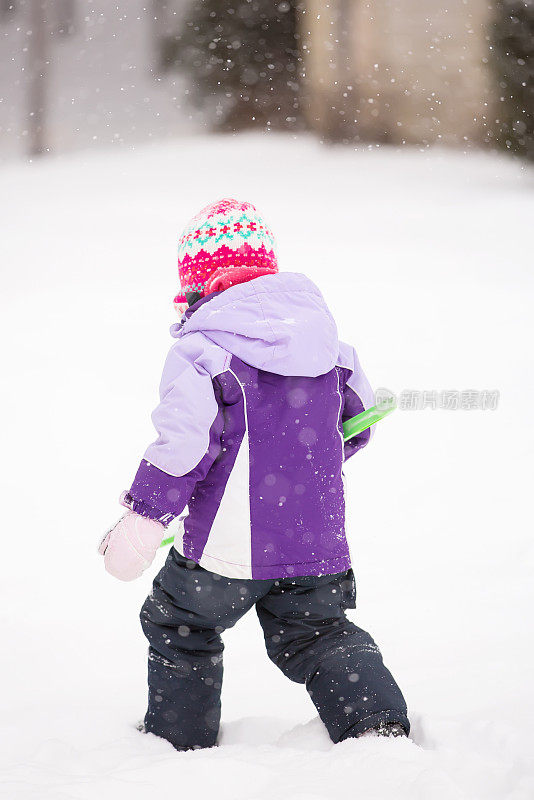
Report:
0,0,532,160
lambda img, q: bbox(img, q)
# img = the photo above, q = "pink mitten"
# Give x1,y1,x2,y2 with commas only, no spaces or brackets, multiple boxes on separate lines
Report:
98,511,165,582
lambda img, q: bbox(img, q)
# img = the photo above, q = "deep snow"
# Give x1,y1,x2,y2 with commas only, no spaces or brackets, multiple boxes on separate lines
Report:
1,135,533,799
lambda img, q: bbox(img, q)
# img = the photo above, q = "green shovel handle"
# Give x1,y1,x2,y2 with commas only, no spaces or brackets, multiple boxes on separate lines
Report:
160,535,176,548
341,402,396,440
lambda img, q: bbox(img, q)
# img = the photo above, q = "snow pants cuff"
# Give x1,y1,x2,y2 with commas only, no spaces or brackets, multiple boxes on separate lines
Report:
339,710,410,741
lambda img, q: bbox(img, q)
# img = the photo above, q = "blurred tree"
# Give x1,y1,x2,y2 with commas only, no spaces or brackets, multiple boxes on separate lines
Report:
159,0,306,132
28,0,48,156
0,0,16,21
56,0,76,37
493,0,534,160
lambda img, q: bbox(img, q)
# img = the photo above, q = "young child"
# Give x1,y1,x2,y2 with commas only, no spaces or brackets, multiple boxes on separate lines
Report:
99,198,409,750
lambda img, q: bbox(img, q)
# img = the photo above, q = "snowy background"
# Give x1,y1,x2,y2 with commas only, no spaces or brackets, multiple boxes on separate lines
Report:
1,134,533,799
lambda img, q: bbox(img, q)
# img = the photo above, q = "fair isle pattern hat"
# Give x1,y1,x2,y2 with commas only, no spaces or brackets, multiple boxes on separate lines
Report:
174,198,278,307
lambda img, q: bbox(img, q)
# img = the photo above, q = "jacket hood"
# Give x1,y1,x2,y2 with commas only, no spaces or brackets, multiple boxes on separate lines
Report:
171,272,339,377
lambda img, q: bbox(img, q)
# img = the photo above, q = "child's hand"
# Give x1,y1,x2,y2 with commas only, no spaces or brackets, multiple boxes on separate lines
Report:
98,511,165,582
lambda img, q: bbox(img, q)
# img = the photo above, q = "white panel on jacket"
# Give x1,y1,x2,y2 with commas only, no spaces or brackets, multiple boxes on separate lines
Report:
199,409,252,580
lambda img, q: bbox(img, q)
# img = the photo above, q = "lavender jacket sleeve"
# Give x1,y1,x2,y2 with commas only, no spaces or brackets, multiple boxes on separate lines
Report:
338,341,375,460
128,335,225,522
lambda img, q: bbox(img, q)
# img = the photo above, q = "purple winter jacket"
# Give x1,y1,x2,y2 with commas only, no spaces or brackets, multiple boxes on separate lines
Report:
128,272,374,579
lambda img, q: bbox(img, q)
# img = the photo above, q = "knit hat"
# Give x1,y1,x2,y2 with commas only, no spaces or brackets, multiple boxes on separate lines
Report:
174,198,278,308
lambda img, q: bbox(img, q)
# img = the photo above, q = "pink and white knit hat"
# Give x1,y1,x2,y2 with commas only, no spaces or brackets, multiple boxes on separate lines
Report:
174,198,278,308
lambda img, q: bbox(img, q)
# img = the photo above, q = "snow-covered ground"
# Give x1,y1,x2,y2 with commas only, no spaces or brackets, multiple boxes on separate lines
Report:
1,135,533,799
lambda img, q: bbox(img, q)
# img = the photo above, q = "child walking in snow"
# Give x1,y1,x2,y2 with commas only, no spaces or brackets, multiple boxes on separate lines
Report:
99,199,409,750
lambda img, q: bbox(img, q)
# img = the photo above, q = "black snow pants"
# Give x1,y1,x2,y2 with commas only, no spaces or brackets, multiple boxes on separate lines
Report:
140,549,409,750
